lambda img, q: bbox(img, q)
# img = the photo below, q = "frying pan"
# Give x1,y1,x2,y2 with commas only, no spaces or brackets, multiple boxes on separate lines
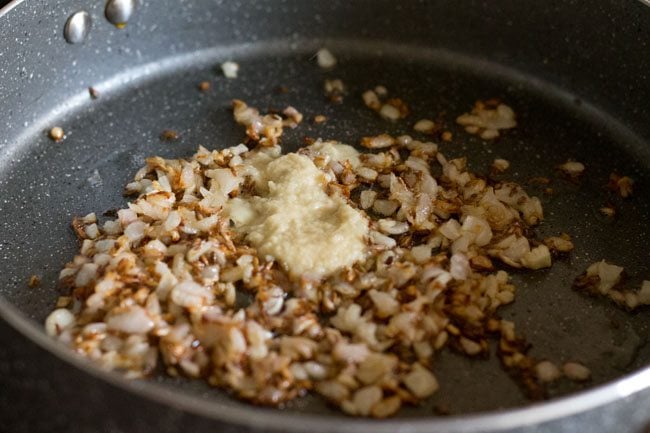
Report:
1,0,649,432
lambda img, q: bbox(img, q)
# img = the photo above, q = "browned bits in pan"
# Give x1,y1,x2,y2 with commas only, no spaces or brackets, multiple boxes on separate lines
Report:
600,204,616,218
362,87,409,121
543,234,574,253
456,99,516,140
160,129,179,141
573,260,650,310
385,98,410,119
535,360,561,383
608,172,634,198
49,126,64,142
198,81,211,92
88,86,100,99
70,216,87,239
491,158,510,174
28,274,41,288
557,160,585,181
432,403,452,416
562,362,591,382
324,79,345,103
413,119,436,135
56,296,72,308
360,133,395,149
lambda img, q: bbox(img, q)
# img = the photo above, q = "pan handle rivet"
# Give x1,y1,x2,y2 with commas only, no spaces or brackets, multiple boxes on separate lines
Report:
63,10,92,44
105,0,136,28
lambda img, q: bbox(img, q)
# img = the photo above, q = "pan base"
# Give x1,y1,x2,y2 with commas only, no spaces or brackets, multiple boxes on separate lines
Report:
1,40,648,416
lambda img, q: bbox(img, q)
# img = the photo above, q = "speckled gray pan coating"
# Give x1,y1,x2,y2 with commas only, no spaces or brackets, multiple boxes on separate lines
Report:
1,0,650,432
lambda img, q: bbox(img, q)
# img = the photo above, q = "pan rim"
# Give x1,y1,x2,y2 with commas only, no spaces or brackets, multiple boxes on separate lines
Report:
2,297,650,433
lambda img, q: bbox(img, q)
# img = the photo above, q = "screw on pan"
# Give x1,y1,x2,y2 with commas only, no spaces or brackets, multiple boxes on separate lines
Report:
63,10,91,44
105,0,136,28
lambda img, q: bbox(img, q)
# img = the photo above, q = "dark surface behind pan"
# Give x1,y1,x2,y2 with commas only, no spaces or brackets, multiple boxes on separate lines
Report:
1,0,650,432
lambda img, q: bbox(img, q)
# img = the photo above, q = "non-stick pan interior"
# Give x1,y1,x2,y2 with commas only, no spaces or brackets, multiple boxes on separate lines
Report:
1,35,649,417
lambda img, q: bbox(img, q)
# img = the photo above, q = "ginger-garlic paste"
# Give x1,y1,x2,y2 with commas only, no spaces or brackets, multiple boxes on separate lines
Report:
227,145,368,278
